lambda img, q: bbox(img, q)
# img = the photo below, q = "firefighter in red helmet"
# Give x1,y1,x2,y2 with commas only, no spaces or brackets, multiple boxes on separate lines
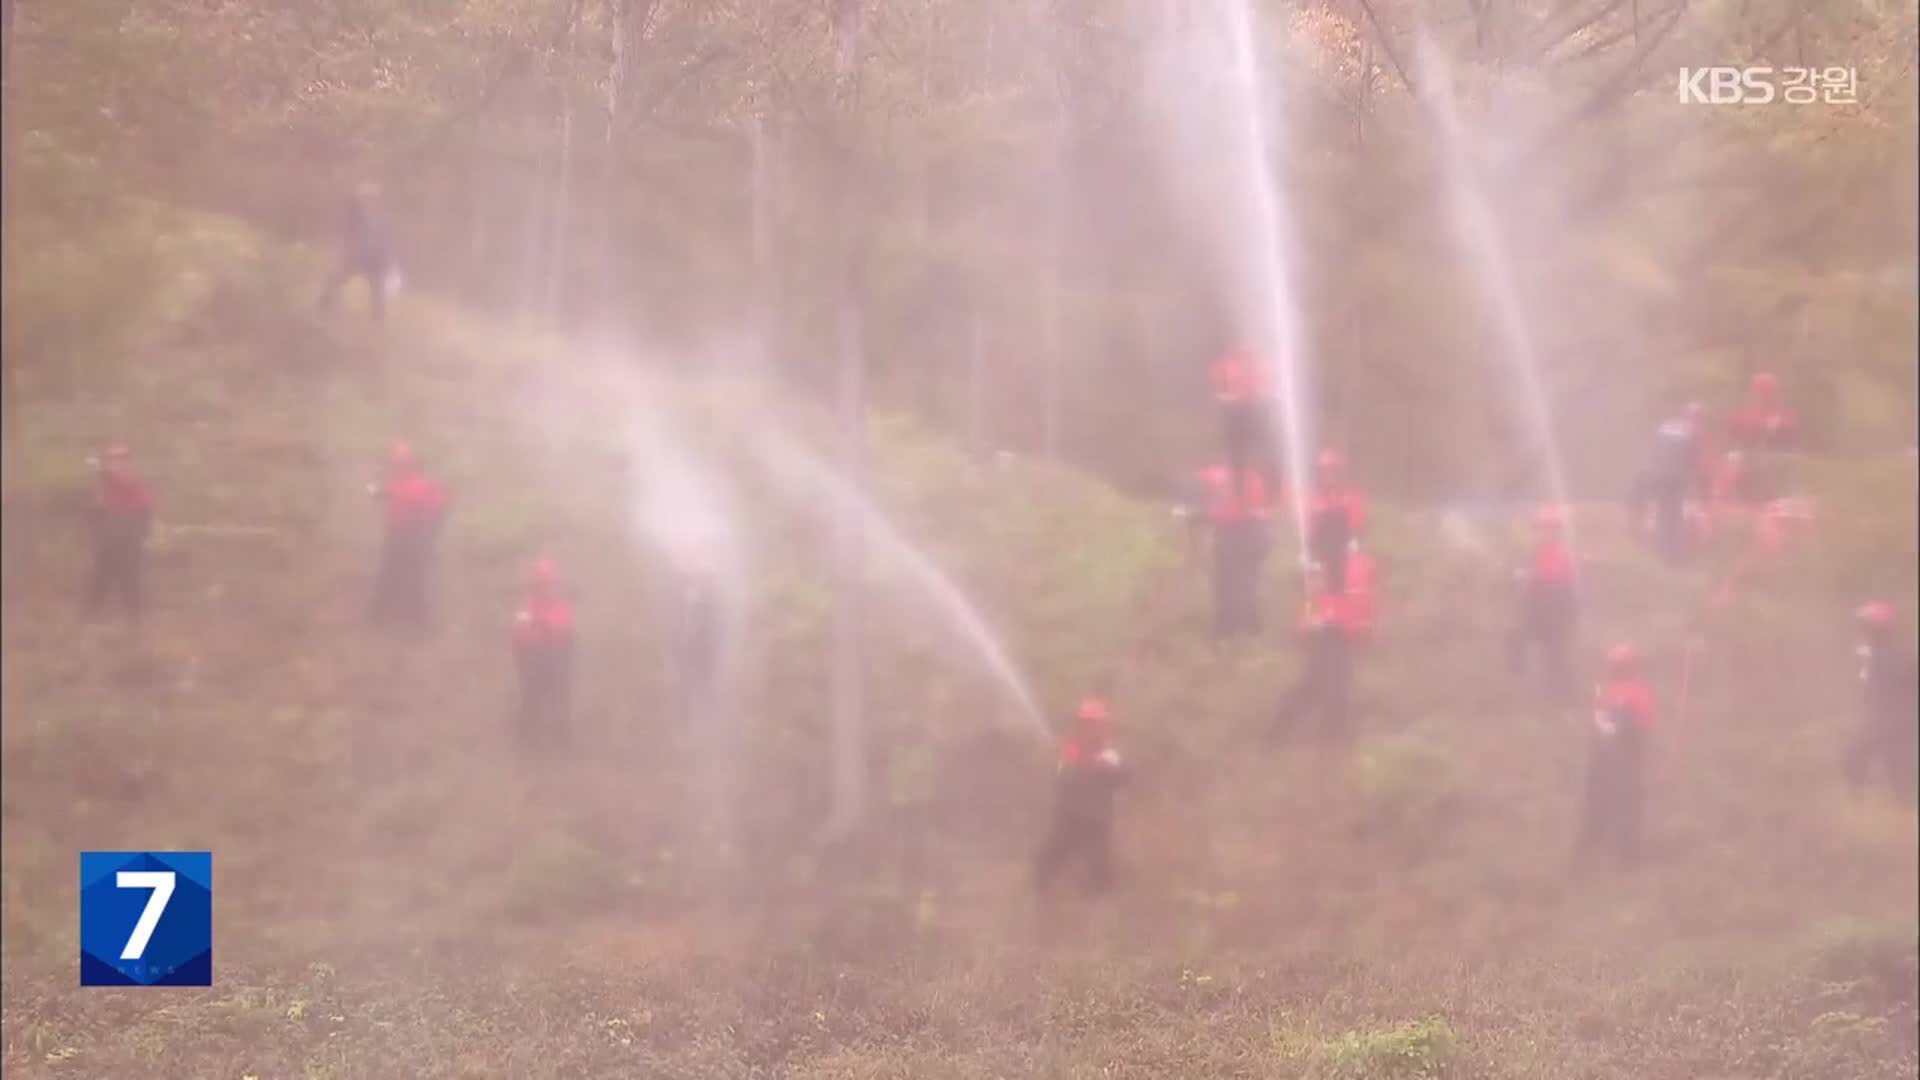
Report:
1576,643,1657,864
513,556,577,745
1505,506,1578,704
368,441,448,626
1033,698,1128,895
85,441,154,619
1188,462,1274,638
1274,562,1364,740
1305,449,1367,591
1845,601,1917,799
1209,344,1274,498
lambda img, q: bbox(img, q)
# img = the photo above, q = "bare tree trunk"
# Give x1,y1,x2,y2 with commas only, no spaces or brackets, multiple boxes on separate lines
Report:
543,0,583,326
600,0,632,329
826,0,869,843
2,0,25,472
750,110,778,367
1036,0,1073,461
1042,215,1062,459
968,310,987,454
521,134,552,323
2,0,27,584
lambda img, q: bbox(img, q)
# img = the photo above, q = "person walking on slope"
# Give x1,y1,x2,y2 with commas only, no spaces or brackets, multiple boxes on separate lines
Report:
1305,449,1366,592
1506,506,1578,704
1576,643,1657,864
86,442,153,620
1210,345,1273,495
513,557,576,745
1630,409,1703,563
1274,563,1365,740
1845,601,1918,800
320,181,398,323
368,442,447,626
1190,463,1274,638
1033,698,1128,896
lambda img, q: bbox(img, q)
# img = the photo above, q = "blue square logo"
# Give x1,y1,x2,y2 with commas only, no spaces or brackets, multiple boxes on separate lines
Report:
79,852,212,987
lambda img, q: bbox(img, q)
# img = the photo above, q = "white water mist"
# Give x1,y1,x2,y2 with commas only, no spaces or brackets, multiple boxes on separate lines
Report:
747,424,1046,736
1417,38,1575,540
1143,0,1315,563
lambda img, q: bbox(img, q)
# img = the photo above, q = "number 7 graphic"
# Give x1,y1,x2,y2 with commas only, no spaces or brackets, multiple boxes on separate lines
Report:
115,871,176,961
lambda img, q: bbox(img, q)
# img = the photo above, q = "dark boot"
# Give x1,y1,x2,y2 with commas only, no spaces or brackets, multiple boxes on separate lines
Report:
1032,818,1073,893
1082,820,1115,894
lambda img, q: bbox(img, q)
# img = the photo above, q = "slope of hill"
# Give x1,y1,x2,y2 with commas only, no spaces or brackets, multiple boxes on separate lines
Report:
2,205,1915,1079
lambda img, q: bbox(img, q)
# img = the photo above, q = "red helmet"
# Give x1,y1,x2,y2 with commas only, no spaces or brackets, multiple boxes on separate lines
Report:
1077,697,1109,724
1750,371,1778,396
1605,642,1639,673
1856,601,1894,630
104,442,130,461
1316,448,1344,473
389,441,416,467
1534,505,1566,532
529,557,561,586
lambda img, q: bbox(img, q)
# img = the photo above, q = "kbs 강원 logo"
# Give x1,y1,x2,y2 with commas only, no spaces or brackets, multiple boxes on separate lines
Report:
79,851,212,987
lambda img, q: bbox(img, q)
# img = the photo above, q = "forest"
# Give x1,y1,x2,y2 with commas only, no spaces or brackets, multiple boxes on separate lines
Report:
2,1,1916,1077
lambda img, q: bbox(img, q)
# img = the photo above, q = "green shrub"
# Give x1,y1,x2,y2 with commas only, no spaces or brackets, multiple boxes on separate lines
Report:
1323,1017,1460,1079
1348,730,1465,847
498,831,623,923
1808,917,1920,992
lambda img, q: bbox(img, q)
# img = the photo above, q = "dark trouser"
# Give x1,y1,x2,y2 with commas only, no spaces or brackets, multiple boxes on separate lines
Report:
1212,519,1267,638
1577,737,1645,861
1310,519,1351,591
1631,473,1689,563
320,254,389,322
369,527,434,625
1845,723,1918,800
87,516,147,618
516,643,574,744
1033,812,1114,894
1276,632,1351,737
1506,591,1575,703
1221,402,1266,488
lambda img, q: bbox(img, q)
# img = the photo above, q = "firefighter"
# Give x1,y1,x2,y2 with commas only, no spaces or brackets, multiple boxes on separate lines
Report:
1190,463,1273,638
367,442,447,626
319,181,398,322
1505,506,1577,703
1724,372,1798,505
513,557,576,745
1033,698,1128,896
1631,411,1701,563
1727,371,1798,454
1845,601,1918,800
1576,643,1657,864
1210,345,1272,495
85,442,153,619
1274,562,1362,740
1305,449,1367,591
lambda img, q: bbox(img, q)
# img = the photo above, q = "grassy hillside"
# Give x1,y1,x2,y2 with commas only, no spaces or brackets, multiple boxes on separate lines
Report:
2,205,1916,1079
